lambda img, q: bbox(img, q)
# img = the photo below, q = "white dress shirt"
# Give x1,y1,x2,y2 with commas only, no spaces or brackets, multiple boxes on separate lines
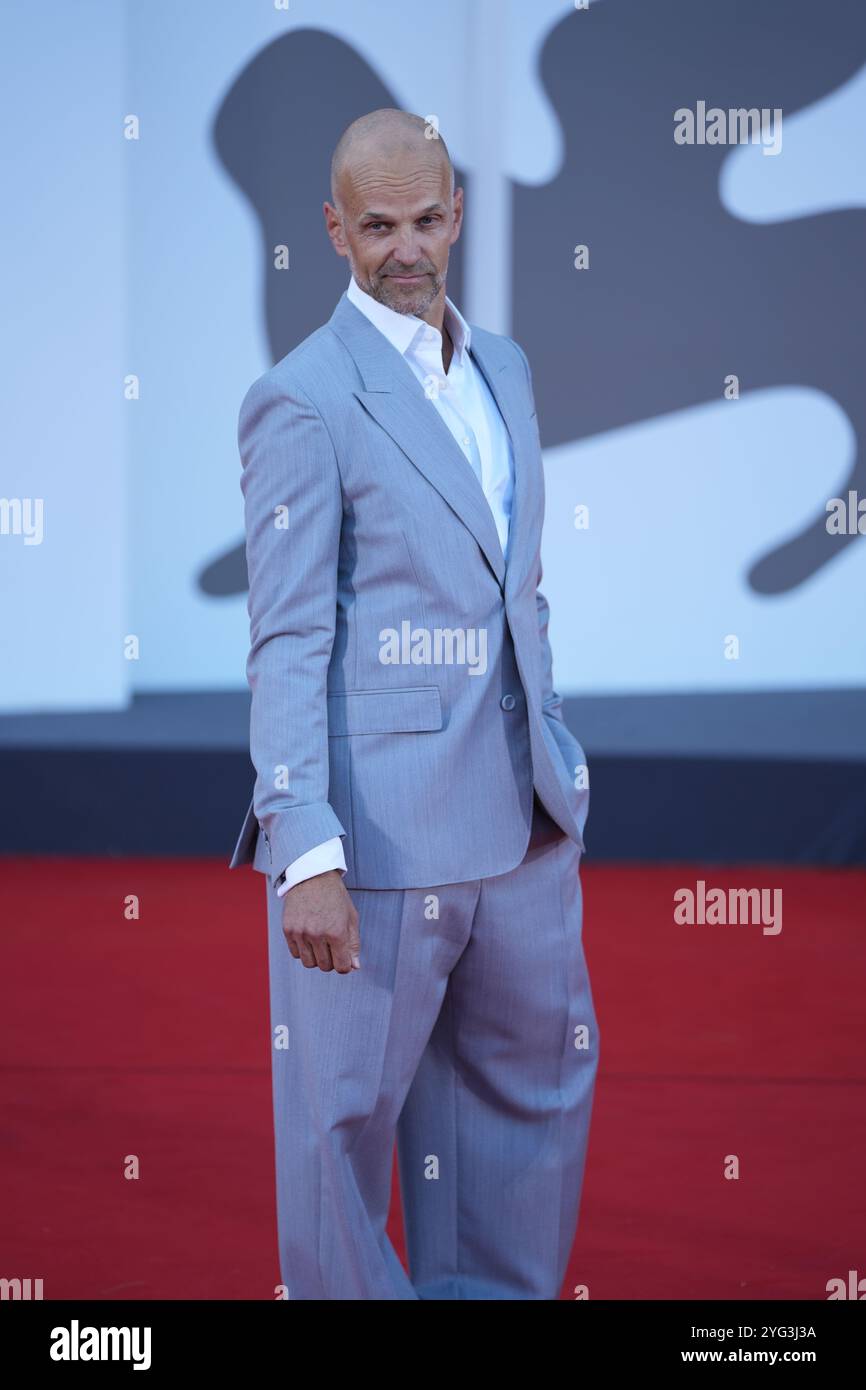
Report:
276,273,516,896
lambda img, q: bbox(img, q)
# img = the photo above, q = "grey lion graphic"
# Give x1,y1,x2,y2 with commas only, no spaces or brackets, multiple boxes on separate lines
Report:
202,0,866,598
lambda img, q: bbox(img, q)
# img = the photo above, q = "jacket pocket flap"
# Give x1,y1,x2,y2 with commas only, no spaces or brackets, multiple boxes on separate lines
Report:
327,685,442,736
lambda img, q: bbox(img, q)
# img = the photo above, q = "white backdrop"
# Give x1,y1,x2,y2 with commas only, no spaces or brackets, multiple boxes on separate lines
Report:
2,0,864,714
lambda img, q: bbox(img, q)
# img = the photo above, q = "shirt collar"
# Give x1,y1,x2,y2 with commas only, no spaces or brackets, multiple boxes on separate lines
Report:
346,274,471,367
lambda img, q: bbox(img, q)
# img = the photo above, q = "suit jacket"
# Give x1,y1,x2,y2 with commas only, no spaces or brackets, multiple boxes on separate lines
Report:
228,289,589,889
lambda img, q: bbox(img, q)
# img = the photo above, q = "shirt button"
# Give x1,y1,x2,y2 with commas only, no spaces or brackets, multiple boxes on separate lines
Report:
500,693,516,711
462,436,470,447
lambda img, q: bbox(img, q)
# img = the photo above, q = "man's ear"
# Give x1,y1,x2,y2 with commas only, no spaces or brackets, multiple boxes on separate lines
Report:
450,185,464,242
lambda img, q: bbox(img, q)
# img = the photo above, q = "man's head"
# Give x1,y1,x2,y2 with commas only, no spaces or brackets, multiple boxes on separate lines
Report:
325,109,462,321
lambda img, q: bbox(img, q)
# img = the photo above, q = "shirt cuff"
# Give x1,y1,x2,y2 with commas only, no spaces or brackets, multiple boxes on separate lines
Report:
275,836,347,897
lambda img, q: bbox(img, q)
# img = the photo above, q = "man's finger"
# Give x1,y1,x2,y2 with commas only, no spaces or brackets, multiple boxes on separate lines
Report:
296,937,318,969
347,913,362,970
306,936,335,972
328,920,357,975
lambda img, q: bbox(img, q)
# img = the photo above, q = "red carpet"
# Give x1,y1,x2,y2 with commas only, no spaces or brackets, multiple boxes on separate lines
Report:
1,858,864,1300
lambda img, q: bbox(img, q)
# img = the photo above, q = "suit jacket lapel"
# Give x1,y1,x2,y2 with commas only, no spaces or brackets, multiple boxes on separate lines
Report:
329,292,532,595
467,330,535,600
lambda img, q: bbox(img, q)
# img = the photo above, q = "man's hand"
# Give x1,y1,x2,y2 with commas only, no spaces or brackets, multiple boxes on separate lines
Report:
280,869,361,974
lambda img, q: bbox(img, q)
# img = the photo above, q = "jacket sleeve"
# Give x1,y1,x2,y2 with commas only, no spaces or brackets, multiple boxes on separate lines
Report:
534,554,586,782
510,337,587,783
239,372,346,879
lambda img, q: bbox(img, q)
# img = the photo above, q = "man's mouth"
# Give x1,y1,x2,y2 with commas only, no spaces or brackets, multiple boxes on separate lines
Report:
387,273,428,282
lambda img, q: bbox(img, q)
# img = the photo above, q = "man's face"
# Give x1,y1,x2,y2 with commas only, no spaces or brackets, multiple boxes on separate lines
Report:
326,149,463,319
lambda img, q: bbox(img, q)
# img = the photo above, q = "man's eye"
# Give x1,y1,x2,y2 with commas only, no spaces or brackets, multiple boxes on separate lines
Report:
365,217,436,231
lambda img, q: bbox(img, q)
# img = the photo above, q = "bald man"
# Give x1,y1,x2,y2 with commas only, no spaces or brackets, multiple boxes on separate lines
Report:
230,109,599,1300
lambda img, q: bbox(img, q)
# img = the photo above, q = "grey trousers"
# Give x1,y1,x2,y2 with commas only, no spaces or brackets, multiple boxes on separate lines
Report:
264,803,599,1300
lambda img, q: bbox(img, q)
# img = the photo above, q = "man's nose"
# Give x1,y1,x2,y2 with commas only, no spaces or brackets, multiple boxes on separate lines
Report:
390,234,424,266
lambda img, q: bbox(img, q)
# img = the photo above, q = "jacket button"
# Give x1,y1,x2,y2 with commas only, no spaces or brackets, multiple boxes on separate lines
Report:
500,693,516,711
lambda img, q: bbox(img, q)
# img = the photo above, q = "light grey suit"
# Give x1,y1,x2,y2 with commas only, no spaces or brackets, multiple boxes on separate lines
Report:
229,290,599,1298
